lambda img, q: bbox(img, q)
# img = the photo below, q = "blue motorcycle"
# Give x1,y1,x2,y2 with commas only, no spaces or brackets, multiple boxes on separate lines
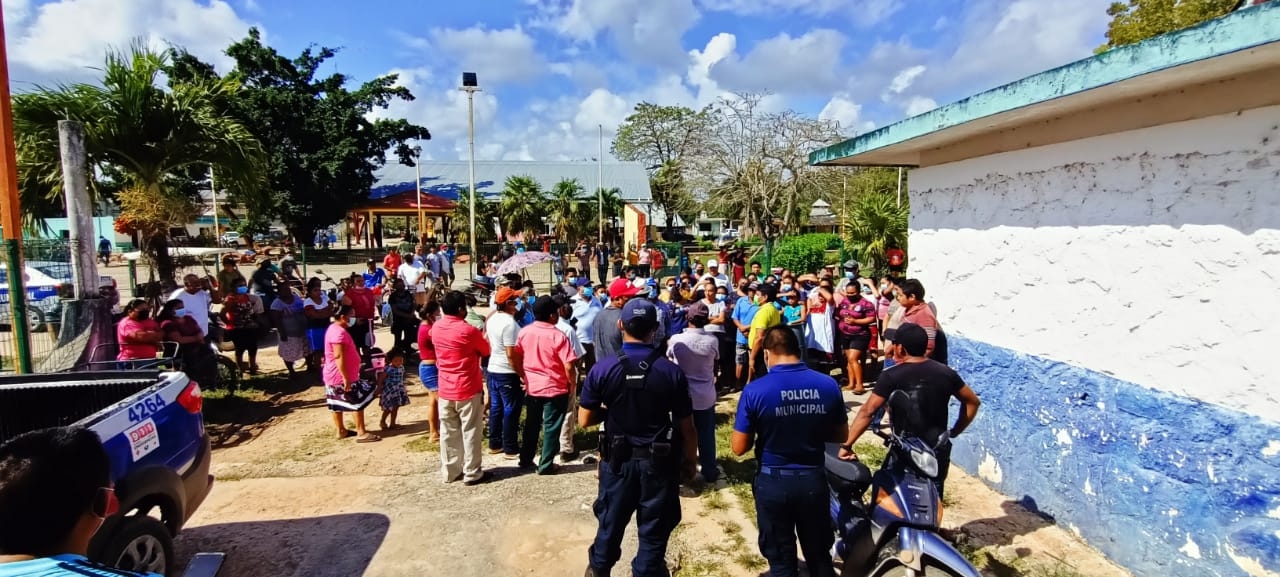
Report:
824,391,981,577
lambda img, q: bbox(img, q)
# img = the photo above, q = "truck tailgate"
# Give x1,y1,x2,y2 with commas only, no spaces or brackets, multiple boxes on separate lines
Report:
0,371,163,445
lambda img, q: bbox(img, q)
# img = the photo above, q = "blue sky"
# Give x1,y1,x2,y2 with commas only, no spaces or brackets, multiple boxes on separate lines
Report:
3,0,1115,162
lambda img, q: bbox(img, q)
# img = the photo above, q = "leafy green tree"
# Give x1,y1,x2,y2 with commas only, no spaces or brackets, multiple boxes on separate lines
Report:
846,190,908,276
168,28,430,245
449,187,496,245
612,102,709,228
1097,0,1238,51
499,176,546,241
13,44,265,280
547,178,587,245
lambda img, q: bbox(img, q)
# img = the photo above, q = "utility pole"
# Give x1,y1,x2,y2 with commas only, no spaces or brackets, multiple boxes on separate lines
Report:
0,11,32,373
210,167,219,241
597,124,604,244
461,73,481,280
896,167,903,208
59,121,99,299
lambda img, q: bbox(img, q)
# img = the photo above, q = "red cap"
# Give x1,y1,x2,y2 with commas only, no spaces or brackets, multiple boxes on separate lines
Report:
608,278,643,299
495,286,521,306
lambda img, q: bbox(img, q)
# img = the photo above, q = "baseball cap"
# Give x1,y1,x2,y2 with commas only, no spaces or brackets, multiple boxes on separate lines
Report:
893,322,929,356
621,298,658,324
747,281,761,291
686,300,710,323
495,286,521,306
706,259,719,268
573,277,592,288
608,277,644,299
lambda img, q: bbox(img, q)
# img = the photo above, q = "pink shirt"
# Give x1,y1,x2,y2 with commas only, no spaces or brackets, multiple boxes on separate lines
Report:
417,322,437,363
117,318,160,360
515,321,578,398
322,323,360,387
431,315,491,401
902,303,939,353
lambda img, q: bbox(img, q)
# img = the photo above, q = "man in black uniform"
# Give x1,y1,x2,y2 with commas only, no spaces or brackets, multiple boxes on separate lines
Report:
580,299,697,577
732,327,848,577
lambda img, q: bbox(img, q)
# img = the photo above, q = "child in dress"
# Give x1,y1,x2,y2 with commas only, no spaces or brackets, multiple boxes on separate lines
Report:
378,350,410,430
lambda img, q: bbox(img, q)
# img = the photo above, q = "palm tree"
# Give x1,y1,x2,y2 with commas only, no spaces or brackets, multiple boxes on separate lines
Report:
590,187,625,243
449,187,496,244
547,178,586,245
845,191,908,275
12,43,265,280
498,175,545,241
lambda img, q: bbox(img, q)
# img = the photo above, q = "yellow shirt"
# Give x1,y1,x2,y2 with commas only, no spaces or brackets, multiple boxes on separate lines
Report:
749,303,783,349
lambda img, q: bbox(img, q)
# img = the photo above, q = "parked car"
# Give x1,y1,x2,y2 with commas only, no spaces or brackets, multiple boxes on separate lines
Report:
219,231,242,247
0,264,64,332
0,369,214,575
659,228,696,243
717,228,740,243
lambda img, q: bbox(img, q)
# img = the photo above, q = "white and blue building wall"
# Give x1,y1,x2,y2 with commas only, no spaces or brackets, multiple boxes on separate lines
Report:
910,104,1280,576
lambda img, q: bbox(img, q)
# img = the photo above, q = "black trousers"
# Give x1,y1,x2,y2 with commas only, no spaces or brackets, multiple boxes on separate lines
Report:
753,468,835,577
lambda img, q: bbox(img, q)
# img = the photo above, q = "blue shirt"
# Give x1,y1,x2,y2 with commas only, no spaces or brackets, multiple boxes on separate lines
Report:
0,555,158,577
582,342,693,445
734,363,846,469
782,304,803,325
732,296,760,345
362,268,386,289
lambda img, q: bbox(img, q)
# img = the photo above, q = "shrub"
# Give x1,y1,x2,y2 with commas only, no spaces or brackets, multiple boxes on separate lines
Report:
769,235,829,274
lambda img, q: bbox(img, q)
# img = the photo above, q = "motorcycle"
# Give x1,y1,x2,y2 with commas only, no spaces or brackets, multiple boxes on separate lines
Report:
466,275,495,303
824,391,980,577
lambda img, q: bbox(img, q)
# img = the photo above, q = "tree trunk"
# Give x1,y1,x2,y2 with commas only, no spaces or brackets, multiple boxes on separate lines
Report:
149,233,176,282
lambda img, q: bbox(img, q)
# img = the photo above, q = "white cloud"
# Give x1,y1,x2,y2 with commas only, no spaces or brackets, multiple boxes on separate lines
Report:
903,96,937,116
819,94,876,135
3,0,31,26
708,29,848,94
886,64,926,95
573,89,630,132
533,0,699,70
699,0,902,26
8,0,254,82
428,26,545,85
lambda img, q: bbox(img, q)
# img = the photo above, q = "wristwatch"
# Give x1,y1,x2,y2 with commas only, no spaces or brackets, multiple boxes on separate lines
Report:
839,443,854,452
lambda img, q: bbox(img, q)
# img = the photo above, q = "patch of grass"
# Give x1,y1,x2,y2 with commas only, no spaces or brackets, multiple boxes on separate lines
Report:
851,438,887,470
732,550,767,572
404,435,440,453
266,427,342,462
702,490,729,511
713,401,759,527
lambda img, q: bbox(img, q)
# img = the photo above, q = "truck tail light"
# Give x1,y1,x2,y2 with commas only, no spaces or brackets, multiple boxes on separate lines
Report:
177,380,203,414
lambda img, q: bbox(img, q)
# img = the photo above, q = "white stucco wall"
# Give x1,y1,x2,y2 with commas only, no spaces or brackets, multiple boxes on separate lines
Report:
910,104,1280,421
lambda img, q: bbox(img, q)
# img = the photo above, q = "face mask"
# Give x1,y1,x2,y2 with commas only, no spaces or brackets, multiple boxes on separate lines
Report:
567,277,577,284
716,294,726,303
781,284,792,293
862,288,874,296
666,285,675,291
173,308,187,318
844,272,855,279
583,287,594,298
236,286,248,294
647,288,657,299
515,299,524,311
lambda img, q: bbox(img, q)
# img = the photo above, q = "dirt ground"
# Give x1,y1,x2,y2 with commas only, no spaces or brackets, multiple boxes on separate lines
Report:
172,260,1132,577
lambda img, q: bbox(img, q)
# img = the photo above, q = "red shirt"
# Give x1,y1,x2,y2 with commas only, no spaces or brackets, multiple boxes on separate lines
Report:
117,318,160,360
430,315,491,401
346,287,375,319
903,303,939,355
515,321,578,398
383,253,402,274
417,321,437,363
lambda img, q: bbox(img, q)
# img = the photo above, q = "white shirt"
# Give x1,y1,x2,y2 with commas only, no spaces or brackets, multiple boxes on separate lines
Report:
556,318,587,359
700,273,729,288
569,294,601,344
485,311,520,374
169,288,212,336
701,298,727,334
397,262,427,293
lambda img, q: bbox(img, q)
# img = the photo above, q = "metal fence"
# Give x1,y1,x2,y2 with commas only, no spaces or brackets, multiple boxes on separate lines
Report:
0,239,82,371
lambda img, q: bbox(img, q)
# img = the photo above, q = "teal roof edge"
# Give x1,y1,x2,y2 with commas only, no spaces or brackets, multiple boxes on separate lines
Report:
808,1,1280,166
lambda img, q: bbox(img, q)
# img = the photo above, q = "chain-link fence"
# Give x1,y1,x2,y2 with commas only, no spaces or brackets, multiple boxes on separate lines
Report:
0,239,82,371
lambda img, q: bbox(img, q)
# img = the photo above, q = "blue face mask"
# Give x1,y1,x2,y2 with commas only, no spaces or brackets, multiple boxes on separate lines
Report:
515,299,524,311
781,284,792,293
716,294,726,303
173,308,187,318
236,286,248,295
844,271,855,280
583,287,594,298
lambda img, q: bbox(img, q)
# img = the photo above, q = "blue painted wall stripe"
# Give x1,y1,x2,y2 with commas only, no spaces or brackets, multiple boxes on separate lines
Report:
947,335,1280,577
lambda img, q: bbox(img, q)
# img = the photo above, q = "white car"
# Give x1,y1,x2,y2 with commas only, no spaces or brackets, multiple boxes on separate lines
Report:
220,231,242,247
0,265,64,331
717,228,740,243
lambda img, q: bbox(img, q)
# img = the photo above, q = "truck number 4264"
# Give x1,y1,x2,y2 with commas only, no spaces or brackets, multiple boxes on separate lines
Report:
128,394,166,423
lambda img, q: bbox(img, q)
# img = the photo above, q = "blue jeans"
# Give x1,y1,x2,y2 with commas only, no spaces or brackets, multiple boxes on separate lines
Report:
588,458,681,577
487,372,524,454
692,409,718,482
753,468,836,577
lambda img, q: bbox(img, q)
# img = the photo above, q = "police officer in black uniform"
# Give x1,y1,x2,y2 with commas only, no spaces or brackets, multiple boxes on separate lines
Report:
579,299,697,577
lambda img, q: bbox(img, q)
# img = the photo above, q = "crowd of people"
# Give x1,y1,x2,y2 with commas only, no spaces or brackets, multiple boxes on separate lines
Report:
86,236,982,577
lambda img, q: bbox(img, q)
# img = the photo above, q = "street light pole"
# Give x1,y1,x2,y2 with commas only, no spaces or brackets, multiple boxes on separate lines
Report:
209,167,219,241
413,145,423,236
597,124,604,245
461,73,480,280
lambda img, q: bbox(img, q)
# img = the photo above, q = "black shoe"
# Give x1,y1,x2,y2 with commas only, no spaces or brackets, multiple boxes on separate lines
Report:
583,567,607,577
518,460,536,470
463,471,493,486
560,451,580,462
